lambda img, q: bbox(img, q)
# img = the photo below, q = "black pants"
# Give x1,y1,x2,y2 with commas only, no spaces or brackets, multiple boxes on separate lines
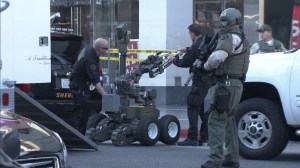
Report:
186,76,212,140
72,89,102,134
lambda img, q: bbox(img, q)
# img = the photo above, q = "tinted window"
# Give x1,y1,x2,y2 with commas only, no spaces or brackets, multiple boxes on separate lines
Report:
51,34,86,64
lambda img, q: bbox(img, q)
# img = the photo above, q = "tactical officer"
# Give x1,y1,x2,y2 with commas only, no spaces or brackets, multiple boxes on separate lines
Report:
69,38,108,134
168,24,214,146
199,8,250,168
250,24,286,54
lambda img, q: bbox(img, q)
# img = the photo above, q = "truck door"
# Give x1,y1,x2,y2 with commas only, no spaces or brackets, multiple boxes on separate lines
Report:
290,52,300,123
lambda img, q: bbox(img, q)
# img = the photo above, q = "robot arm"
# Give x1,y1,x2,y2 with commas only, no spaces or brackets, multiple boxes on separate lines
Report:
114,52,173,96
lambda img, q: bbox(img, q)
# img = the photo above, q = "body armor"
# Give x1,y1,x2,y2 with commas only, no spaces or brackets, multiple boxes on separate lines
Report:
214,28,250,77
258,39,282,52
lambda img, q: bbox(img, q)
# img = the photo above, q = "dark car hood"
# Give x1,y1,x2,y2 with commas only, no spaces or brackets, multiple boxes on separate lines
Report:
0,110,62,157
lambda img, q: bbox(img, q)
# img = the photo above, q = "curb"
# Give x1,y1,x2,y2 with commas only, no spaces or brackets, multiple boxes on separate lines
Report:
179,129,203,138
180,129,188,138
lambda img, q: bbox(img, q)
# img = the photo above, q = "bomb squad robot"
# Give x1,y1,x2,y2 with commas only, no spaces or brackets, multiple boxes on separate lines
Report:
85,24,181,146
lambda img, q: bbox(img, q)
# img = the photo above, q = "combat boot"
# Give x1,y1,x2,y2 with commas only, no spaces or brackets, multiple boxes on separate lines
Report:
222,161,240,168
198,138,208,146
201,161,222,168
177,138,198,146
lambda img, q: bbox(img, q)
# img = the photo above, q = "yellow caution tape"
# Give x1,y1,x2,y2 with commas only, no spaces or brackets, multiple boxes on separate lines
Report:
100,48,176,62
100,57,145,62
108,48,176,54
99,57,119,61
109,48,119,53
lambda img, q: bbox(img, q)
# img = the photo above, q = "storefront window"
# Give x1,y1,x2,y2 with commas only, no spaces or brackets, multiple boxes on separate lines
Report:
51,0,91,42
265,0,294,49
115,0,139,39
193,0,222,29
243,0,259,45
193,0,243,31
51,0,139,83
92,0,115,43
92,0,139,82
51,0,139,44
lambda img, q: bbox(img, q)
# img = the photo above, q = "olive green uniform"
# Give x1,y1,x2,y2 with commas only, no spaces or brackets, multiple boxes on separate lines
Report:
208,79,243,163
203,27,250,164
250,39,285,54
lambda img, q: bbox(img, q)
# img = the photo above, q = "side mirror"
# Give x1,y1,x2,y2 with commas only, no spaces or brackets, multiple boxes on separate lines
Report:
0,127,21,160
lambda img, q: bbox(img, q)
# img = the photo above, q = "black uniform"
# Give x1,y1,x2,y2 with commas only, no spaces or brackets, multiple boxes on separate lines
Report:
69,46,102,134
173,37,212,142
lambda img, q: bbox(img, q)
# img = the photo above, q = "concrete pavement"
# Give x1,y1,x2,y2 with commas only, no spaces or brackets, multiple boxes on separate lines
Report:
68,141,300,168
67,104,300,168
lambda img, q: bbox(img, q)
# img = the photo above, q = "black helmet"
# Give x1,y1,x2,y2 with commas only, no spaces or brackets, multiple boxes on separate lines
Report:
219,8,243,29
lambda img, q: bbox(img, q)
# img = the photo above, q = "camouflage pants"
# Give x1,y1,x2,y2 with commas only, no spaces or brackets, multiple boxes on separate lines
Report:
207,79,243,163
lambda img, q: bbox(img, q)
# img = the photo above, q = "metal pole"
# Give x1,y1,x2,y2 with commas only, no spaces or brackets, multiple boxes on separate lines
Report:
259,0,265,25
76,7,79,35
119,52,126,76
221,0,226,11
107,38,111,84
71,7,73,30
90,0,95,44
259,0,265,41
79,7,82,35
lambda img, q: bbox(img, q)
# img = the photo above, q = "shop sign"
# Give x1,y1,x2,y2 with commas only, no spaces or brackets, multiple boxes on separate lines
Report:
290,5,300,49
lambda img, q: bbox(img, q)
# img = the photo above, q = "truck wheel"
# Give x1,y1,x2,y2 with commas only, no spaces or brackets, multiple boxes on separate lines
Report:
235,98,289,160
86,113,107,130
159,115,180,145
137,118,160,146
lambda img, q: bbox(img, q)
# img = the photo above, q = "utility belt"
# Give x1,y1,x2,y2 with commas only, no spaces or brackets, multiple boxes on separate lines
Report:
69,76,90,92
211,74,244,114
211,75,243,85
215,75,243,81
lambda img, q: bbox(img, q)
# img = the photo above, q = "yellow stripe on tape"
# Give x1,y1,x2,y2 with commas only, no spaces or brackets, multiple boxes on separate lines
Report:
100,57,145,62
109,49,119,53
108,48,176,54
100,48,175,62
100,57,119,61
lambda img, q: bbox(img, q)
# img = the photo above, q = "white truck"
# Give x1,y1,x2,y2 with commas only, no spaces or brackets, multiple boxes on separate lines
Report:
235,49,300,160
1,0,98,150
0,0,51,111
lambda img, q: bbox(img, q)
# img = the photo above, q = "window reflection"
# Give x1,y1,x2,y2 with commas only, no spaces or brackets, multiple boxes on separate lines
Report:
193,0,243,32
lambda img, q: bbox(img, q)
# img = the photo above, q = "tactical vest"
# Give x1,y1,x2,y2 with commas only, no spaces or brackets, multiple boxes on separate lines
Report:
258,39,282,53
214,28,250,77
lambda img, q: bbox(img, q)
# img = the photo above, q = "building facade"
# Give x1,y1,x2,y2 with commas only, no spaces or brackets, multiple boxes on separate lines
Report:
50,0,297,104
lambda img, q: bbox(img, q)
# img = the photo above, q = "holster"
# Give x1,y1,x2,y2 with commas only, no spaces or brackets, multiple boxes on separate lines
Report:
214,84,230,113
